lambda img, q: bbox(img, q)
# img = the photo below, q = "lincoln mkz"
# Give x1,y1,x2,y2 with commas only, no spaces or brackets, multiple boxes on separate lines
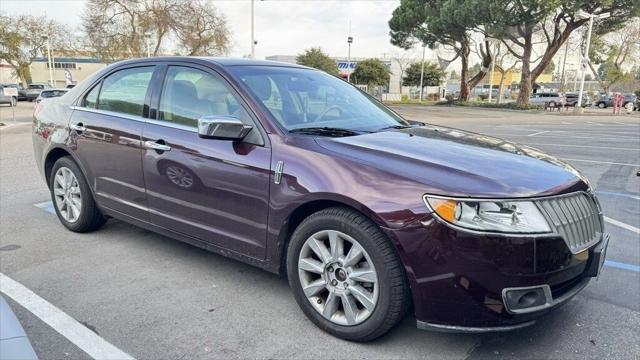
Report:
33,57,609,341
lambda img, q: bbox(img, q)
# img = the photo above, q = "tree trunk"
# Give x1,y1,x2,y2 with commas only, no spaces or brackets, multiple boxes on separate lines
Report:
516,29,533,105
459,42,471,101
468,41,492,89
531,25,576,83
497,71,506,104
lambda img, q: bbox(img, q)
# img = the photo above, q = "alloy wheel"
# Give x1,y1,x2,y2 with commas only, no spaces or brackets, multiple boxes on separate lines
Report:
166,165,194,189
297,230,379,326
53,166,82,223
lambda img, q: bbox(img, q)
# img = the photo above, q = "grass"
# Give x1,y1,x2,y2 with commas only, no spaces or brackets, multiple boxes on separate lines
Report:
434,100,545,111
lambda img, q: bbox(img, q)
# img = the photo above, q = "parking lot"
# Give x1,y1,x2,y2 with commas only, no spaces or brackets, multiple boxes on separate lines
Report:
1,101,639,359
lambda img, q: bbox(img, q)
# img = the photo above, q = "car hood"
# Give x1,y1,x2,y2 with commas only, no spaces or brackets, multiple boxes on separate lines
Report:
315,125,588,198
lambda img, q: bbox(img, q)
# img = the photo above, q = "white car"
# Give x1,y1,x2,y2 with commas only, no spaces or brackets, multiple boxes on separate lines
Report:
529,92,565,106
35,88,69,104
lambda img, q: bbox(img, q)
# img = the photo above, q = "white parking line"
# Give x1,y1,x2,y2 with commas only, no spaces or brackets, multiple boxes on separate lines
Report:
605,217,640,235
561,158,640,167
0,273,135,360
524,143,640,151
527,130,549,137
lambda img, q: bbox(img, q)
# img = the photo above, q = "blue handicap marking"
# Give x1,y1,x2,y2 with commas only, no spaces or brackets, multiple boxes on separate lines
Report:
34,201,55,214
32,200,640,273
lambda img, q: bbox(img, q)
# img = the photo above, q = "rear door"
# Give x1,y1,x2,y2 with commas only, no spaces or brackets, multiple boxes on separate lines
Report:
141,63,271,259
69,65,156,221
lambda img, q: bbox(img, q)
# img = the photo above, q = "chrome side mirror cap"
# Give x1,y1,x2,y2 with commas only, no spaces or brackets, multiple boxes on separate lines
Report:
197,116,253,141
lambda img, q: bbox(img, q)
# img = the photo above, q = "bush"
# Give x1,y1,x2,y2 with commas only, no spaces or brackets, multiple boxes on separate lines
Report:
426,93,440,101
434,100,545,111
401,94,409,102
477,93,489,101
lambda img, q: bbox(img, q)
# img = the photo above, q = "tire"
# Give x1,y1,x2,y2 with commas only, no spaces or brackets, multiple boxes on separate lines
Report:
49,156,107,232
286,207,410,342
597,102,606,108
548,101,556,108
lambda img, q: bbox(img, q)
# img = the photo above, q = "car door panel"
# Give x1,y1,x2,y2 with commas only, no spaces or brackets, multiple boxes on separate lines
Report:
142,64,271,259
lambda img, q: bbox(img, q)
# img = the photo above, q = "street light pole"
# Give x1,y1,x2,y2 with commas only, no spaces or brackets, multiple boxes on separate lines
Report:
251,0,255,58
145,33,151,57
347,34,353,82
488,44,496,103
42,35,54,87
575,10,609,112
419,44,425,102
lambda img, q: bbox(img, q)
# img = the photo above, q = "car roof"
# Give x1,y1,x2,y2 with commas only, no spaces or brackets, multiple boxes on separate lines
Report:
112,56,312,70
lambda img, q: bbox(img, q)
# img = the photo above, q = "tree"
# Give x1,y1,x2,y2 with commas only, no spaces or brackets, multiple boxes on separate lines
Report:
0,14,69,86
588,18,640,93
351,59,390,87
403,62,445,87
389,0,493,101
480,0,639,104
82,0,230,62
391,51,413,94
296,47,338,75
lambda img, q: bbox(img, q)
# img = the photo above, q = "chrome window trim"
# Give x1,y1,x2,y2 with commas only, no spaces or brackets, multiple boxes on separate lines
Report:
70,106,197,133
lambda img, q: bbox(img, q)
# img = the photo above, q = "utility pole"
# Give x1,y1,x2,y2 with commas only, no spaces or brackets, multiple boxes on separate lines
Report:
42,35,54,87
575,10,610,112
419,44,425,102
559,39,569,92
347,21,353,82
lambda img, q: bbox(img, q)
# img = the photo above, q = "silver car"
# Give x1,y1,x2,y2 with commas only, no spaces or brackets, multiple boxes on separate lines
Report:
0,84,18,107
529,92,565,106
35,88,69,104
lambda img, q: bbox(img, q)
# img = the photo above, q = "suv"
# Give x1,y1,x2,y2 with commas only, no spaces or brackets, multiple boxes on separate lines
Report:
529,92,565,106
32,57,609,341
564,92,591,107
595,93,637,108
25,83,52,102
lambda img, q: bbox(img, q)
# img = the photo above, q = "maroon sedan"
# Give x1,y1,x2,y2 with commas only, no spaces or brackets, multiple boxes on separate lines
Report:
33,57,609,341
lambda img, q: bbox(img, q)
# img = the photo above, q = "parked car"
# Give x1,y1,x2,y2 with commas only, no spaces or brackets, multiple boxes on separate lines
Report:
35,88,69,104
0,84,18,107
594,93,637,108
33,57,609,341
0,83,28,101
564,92,591,107
529,92,565,106
25,82,52,102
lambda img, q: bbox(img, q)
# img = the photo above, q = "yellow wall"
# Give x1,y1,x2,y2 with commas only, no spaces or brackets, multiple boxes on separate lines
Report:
29,61,107,87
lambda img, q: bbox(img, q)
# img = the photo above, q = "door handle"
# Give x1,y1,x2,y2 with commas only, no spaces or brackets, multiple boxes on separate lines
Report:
144,140,171,152
70,123,87,133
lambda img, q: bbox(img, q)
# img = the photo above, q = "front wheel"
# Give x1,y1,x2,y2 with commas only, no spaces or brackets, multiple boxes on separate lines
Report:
597,102,606,108
286,207,410,341
50,157,107,232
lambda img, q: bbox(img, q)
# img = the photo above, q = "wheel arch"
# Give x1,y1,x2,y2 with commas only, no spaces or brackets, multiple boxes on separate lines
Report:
44,147,73,189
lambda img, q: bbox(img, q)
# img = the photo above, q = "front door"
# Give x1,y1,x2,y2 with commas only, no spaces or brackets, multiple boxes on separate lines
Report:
141,64,271,259
69,65,156,220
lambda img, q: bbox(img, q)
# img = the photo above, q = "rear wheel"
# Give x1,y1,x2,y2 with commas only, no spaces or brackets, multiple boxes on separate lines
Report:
597,102,606,108
286,207,410,341
49,157,107,232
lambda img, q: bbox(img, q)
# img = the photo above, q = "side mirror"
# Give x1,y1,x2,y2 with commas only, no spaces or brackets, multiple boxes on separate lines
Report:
197,116,253,141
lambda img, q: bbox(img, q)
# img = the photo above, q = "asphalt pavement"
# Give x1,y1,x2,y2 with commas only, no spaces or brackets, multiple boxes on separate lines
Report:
1,101,638,359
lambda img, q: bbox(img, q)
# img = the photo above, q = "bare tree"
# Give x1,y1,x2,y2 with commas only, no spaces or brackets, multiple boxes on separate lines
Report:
82,0,230,62
391,51,414,95
0,14,69,86
493,48,520,104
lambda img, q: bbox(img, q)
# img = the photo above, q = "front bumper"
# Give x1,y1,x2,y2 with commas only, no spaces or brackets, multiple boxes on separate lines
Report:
383,217,609,333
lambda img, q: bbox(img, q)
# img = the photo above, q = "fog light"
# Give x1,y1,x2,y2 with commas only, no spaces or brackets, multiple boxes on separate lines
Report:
502,285,552,314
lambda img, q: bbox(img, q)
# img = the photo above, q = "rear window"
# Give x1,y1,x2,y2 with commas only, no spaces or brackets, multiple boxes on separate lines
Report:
41,90,67,98
29,85,44,90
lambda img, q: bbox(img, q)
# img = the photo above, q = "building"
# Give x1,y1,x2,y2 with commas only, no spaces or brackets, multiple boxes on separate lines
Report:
1,57,107,88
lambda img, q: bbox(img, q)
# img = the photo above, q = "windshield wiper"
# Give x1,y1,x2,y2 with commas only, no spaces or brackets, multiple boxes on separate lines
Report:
377,124,413,131
289,127,370,136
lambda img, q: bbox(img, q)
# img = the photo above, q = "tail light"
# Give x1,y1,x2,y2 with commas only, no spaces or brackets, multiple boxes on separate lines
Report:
34,101,44,118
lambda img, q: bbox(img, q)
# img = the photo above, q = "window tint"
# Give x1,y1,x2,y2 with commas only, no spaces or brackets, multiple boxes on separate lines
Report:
158,66,252,127
84,84,100,108
96,67,154,116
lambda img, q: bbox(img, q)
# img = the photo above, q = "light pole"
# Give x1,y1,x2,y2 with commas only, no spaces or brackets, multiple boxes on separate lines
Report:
42,35,54,87
347,35,353,82
419,44,425,102
485,37,499,103
575,10,610,112
144,33,151,57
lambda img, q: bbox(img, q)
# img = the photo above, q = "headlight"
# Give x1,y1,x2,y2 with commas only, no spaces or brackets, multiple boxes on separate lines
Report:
423,196,551,234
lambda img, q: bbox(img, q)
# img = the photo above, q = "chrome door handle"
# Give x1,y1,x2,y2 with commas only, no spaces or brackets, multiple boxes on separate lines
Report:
144,140,171,152
70,123,87,132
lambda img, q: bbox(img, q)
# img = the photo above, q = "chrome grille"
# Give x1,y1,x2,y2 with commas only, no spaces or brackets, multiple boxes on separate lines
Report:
535,192,603,254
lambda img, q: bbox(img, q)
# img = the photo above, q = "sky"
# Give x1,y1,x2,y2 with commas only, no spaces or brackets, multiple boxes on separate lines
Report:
0,0,439,61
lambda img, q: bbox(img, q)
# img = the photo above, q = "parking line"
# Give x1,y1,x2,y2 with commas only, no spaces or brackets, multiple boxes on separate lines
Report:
0,273,135,360
34,201,55,214
596,190,640,201
527,130,549,137
604,260,640,273
561,158,640,167
604,216,640,235
523,143,640,151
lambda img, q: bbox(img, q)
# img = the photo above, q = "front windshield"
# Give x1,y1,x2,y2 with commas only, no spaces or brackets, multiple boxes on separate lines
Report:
229,66,408,132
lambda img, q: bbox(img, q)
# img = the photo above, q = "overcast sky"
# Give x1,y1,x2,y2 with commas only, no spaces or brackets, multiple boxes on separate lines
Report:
0,0,439,61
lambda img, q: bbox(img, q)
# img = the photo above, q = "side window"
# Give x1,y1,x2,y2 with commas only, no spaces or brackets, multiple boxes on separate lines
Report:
83,84,100,109
158,66,252,128
97,66,154,116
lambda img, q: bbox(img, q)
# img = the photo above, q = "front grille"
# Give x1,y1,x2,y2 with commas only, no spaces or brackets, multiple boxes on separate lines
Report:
535,192,603,254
